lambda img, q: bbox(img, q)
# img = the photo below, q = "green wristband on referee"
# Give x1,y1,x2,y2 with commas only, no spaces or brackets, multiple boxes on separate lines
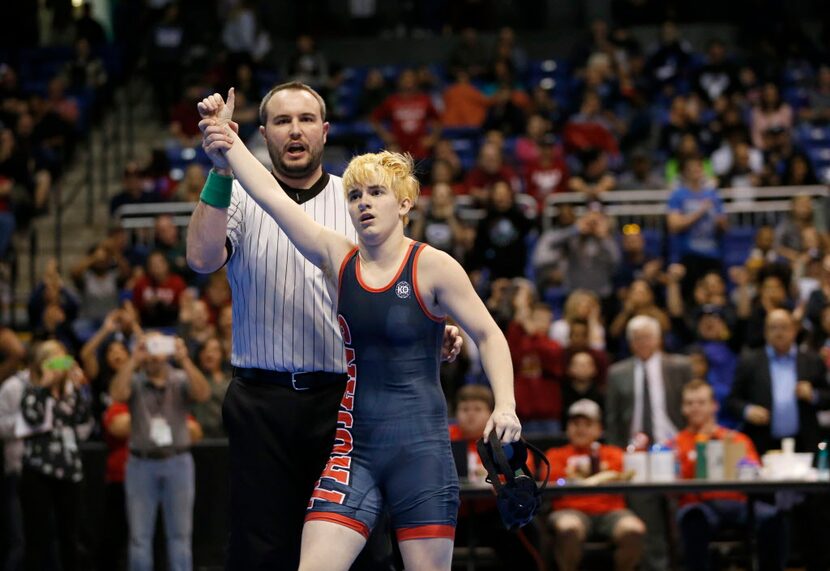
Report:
200,170,233,208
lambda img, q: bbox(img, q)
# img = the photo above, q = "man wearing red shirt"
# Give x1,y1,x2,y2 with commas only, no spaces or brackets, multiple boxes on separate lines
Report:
546,400,645,571
523,135,569,205
132,251,187,328
673,380,784,571
371,69,440,160
464,142,521,205
507,302,564,433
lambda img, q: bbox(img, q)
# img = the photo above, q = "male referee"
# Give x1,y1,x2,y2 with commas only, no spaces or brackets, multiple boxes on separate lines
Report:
187,82,461,571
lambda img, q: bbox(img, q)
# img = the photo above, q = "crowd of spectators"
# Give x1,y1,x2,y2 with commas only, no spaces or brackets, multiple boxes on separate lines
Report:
1,1,830,569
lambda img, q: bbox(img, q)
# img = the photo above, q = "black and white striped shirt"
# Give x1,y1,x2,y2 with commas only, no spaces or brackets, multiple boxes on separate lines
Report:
225,173,357,372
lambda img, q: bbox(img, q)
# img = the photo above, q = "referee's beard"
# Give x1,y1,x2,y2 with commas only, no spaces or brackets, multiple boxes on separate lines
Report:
269,144,324,187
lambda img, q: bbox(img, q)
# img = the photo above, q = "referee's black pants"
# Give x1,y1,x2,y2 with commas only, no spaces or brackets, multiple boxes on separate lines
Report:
223,376,396,571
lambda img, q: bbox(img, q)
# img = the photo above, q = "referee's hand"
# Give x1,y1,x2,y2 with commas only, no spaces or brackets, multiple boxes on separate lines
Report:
441,325,463,363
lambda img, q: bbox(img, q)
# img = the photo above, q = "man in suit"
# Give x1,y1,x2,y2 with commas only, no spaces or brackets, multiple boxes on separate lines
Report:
727,308,830,571
606,315,692,571
727,308,830,455
606,315,691,448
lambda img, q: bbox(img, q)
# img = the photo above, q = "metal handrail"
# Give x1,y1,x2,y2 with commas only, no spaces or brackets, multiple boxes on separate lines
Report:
541,185,829,230
111,185,830,240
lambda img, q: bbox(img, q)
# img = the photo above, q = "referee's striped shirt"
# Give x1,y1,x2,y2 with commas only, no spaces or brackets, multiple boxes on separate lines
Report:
225,172,357,373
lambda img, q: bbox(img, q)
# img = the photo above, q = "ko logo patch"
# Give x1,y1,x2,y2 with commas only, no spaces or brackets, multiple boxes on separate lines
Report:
395,281,411,299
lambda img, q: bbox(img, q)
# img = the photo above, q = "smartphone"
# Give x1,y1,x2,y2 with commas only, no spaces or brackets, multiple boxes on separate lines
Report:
146,335,176,357
43,355,75,372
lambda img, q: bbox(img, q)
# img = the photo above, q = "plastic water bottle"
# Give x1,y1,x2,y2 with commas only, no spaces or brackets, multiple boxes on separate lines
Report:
590,442,601,475
695,436,708,479
818,442,830,482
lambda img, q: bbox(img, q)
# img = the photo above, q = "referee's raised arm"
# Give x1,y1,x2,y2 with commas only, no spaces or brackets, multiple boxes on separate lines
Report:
187,109,239,273
186,193,230,273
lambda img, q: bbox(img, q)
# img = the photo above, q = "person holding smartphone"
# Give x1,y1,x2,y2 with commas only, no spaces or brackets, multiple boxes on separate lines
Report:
109,332,210,571
18,341,92,571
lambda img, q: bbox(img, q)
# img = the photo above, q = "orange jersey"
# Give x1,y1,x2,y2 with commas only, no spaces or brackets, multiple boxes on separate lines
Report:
546,444,627,515
673,426,759,506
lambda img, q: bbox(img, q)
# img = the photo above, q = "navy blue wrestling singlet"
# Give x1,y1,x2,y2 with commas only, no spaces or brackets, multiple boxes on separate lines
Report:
305,240,459,542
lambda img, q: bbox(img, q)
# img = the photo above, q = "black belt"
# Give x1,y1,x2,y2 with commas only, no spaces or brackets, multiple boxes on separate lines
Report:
130,448,188,460
232,367,348,391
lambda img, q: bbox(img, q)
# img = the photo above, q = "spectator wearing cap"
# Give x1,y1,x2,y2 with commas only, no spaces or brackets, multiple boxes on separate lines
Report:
110,332,210,571
674,380,785,571
546,399,645,571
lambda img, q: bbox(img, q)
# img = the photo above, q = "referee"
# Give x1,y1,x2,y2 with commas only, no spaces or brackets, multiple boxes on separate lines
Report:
186,82,460,570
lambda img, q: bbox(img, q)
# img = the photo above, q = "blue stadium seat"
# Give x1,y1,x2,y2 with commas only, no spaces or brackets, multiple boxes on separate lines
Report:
640,228,664,260
797,124,830,148
783,87,809,110
442,126,479,141
723,227,757,267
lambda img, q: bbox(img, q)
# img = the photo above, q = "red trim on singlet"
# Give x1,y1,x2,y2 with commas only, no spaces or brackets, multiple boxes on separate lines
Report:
304,512,370,539
412,243,445,323
396,524,456,542
338,247,360,298
355,241,416,293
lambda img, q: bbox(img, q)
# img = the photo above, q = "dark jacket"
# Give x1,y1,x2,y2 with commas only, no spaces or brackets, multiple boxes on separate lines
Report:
727,347,830,455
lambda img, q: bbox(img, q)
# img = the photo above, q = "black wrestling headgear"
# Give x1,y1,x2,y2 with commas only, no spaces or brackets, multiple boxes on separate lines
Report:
476,431,550,530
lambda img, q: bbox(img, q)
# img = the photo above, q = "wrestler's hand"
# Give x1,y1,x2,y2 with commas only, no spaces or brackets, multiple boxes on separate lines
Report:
441,325,463,363
197,88,235,128
484,407,522,444
197,89,238,171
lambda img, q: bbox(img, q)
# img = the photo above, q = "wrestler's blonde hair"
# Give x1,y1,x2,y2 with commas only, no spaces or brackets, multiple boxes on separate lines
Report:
342,151,420,226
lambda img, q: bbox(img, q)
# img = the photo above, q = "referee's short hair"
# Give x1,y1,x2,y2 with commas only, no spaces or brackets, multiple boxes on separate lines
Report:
259,81,327,124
